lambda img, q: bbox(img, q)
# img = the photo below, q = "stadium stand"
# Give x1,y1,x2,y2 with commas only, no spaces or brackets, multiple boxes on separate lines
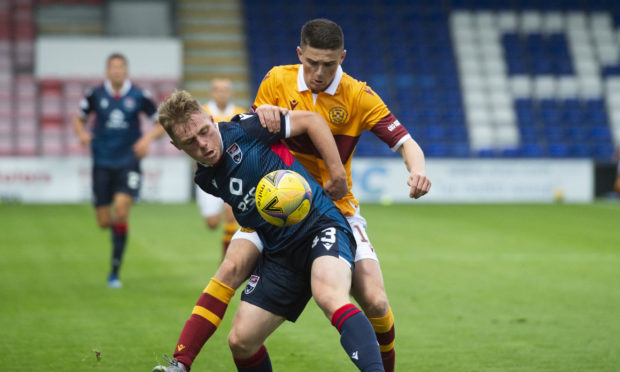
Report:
1,0,181,157
3,0,620,160
243,0,620,160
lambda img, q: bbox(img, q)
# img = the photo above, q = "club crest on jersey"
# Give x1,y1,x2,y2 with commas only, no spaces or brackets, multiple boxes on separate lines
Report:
100,98,109,109
226,143,242,164
124,97,135,110
244,275,260,294
329,106,348,125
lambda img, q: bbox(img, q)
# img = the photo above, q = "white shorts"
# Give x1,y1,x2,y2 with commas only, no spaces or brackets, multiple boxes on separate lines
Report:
347,208,378,262
231,228,264,253
230,206,377,262
196,185,224,218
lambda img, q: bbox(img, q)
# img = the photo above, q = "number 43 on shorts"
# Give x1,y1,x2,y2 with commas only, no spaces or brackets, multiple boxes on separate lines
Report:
312,227,337,250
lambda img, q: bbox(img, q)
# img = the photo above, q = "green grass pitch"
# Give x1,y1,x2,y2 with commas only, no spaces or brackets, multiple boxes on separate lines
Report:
1,202,619,371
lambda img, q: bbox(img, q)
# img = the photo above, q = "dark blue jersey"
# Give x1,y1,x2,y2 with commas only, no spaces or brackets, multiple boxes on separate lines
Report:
79,80,158,168
194,113,352,253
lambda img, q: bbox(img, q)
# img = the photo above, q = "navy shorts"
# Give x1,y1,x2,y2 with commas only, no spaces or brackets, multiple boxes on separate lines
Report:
241,225,356,322
92,162,141,207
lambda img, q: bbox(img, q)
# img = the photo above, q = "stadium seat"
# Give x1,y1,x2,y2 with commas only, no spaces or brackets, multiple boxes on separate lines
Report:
241,1,620,159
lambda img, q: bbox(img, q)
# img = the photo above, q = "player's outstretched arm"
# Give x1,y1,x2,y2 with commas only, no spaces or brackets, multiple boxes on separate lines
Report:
72,115,92,147
288,111,348,200
133,121,166,159
397,138,431,199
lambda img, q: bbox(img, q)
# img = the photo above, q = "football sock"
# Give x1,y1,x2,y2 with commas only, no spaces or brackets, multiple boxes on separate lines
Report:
173,278,235,369
369,307,396,372
111,223,128,276
221,221,238,257
233,345,272,371
331,303,384,372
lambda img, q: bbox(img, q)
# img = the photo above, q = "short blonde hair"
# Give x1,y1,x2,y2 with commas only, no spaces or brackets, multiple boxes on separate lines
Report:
158,90,203,142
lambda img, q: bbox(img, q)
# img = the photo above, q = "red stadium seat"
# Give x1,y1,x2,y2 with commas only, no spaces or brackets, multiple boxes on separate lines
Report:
16,134,37,156
0,136,13,155
40,127,65,155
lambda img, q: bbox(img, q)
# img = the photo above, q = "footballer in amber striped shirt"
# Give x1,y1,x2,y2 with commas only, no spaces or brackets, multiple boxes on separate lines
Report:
251,18,432,372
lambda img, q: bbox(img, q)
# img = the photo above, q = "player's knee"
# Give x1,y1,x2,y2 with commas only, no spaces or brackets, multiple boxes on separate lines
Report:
227,329,254,357
97,220,110,229
361,292,390,318
205,216,220,230
314,293,348,319
113,209,129,223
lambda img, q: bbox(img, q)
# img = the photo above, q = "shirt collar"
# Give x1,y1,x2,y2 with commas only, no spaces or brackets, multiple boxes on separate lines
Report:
206,100,235,120
104,79,131,97
297,64,343,96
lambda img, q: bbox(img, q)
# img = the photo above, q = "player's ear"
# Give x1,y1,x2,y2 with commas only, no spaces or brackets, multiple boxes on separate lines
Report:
297,46,303,61
170,140,181,150
340,49,346,64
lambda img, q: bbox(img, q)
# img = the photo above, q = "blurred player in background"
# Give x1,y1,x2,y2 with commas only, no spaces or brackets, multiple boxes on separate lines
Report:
153,90,383,372
73,53,164,288
196,78,246,258
252,18,431,371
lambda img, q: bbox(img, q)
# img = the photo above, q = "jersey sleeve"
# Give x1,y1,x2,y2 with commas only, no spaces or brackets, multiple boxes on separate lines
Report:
140,89,159,121
194,165,212,194
78,88,96,119
235,113,288,145
251,67,280,110
359,85,411,151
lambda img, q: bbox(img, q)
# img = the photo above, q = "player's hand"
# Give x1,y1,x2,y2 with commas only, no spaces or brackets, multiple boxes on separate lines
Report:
324,176,348,201
256,104,288,133
78,132,92,147
408,171,431,199
133,137,151,159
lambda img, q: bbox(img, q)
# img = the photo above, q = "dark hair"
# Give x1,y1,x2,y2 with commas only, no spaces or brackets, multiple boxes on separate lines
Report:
107,53,128,66
300,18,344,51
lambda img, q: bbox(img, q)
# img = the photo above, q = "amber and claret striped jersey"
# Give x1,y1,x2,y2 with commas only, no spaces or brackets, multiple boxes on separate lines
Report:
204,100,246,123
252,64,411,216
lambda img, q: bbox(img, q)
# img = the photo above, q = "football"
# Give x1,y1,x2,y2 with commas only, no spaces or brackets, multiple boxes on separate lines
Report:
255,169,313,226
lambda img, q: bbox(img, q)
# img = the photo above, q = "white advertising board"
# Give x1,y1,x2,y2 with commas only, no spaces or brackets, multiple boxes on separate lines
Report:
0,158,594,203
35,37,183,79
0,157,192,203
351,159,594,203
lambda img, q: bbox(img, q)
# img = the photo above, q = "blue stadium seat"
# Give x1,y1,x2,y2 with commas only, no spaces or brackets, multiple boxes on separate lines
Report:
501,148,521,157
549,143,571,158
450,142,471,157
242,0,618,160
571,143,591,157
521,143,545,157
477,149,496,158
426,142,449,157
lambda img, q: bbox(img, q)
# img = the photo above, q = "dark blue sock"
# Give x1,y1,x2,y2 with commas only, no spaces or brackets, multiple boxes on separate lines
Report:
234,345,272,371
111,223,127,276
332,303,384,372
